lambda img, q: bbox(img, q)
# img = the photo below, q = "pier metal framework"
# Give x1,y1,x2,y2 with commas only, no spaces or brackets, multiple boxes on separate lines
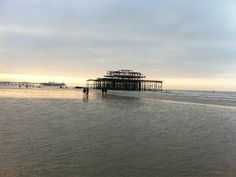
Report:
87,69,163,91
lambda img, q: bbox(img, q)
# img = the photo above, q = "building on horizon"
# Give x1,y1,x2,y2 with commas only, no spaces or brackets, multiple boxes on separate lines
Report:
87,69,163,91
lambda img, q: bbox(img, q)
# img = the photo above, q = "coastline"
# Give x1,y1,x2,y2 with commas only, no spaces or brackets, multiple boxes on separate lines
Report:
0,87,236,108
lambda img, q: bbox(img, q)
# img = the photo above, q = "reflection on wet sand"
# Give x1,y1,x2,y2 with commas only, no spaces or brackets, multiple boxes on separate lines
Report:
1,88,236,177
83,94,89,103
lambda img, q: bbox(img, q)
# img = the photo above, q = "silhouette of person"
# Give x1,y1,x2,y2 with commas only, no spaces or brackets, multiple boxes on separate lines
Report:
83,87,86,94
86,87,89,95
102,88,107,98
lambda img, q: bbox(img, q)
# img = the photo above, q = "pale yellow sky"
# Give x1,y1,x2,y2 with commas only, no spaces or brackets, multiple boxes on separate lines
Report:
0,73,86,87
1,72,236,91
1,1,236,91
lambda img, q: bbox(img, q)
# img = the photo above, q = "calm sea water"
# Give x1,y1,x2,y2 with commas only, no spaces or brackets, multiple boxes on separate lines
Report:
1,88,236,177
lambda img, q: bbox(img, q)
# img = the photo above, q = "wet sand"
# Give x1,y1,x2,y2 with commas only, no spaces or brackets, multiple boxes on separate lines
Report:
1,88,236,177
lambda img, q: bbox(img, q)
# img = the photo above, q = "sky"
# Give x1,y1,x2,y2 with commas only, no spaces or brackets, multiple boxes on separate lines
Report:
0,0,236,90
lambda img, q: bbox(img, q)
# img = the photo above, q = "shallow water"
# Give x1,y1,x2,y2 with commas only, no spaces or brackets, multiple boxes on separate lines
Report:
108,89,236,107
1,88,236,177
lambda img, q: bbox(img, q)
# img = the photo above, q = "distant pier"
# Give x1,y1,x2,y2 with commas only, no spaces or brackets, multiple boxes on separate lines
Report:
87,69,163,91
0,81,66,88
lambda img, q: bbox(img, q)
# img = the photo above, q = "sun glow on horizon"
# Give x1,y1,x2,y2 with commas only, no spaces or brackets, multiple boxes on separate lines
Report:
1,73,236,92
0,73,87,87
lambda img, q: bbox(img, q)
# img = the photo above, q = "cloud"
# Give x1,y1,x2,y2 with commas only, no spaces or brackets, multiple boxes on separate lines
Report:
0,0,236,89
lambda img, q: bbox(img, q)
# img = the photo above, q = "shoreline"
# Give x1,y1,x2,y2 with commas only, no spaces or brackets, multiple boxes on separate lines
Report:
0,87,236,108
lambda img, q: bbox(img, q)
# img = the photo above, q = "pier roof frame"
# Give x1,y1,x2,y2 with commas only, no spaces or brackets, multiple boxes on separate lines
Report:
104,69,146,80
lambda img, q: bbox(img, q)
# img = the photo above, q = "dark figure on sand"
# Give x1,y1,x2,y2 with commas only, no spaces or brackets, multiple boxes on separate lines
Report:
83,87,87,94
82,87,89,102
102,88,107,97
83,87,89,95
86,87,89,95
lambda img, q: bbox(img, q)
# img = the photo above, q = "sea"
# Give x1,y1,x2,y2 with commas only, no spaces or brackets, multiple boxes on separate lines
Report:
0,88,236,177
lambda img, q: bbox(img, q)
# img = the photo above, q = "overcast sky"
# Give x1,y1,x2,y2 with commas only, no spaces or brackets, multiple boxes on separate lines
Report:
0,0,236,90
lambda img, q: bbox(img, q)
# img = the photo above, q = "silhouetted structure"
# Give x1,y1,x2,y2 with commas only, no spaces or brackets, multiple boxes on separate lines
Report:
40,82,66,88
87,69,163,91
0,81,66,88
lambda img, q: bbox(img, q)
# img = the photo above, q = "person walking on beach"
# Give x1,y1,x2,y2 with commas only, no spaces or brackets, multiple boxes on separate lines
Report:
102,88,108,97
83,87,87,94
86,87,89,95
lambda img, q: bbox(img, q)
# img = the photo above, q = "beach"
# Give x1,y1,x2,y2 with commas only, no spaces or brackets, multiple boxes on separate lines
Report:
1,88,236,177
